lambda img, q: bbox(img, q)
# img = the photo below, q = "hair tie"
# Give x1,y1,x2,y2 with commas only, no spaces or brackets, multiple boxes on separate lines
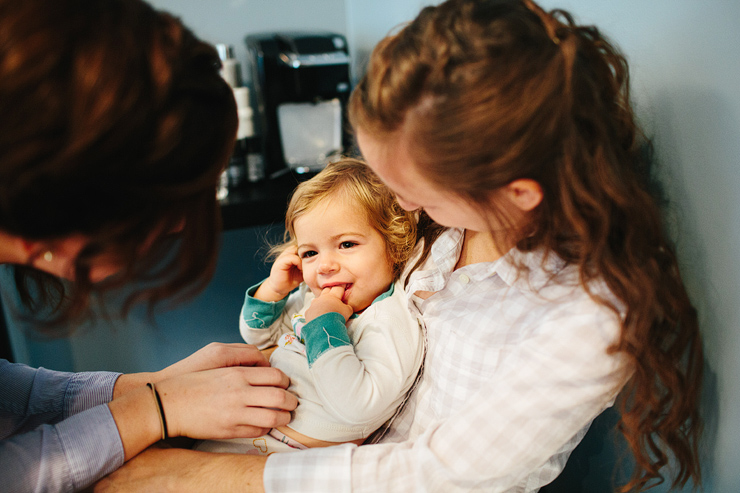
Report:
146,382,169,440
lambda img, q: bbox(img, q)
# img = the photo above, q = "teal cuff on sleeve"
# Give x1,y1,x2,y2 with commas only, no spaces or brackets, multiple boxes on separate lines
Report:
241,281,288,328
302,312,352,367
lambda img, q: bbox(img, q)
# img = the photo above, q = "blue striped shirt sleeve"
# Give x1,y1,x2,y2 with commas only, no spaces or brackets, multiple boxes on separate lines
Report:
1,360,125,492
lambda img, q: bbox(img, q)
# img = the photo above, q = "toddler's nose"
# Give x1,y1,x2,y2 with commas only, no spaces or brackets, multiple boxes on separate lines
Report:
317,256,339,275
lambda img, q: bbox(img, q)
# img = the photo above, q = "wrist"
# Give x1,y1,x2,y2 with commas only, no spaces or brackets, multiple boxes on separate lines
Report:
113,371,156,399
255,279,289,302
108,385,164,460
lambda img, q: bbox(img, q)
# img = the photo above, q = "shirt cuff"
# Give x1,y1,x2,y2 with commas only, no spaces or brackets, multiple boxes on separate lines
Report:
64,371,121,418
302,312,351,367
28,366,73,417
264,443,355,493
241,281,289,329
56,404,125,490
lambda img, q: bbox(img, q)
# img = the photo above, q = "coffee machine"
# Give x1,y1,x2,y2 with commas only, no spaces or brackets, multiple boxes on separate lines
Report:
246,32,352,178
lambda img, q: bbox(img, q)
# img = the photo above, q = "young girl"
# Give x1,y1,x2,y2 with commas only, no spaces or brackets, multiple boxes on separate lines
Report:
196,158,423,454
98,1,703,491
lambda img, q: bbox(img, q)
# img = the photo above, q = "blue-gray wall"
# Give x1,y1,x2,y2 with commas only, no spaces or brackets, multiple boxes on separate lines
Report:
3,0,738,490
3,227,283,373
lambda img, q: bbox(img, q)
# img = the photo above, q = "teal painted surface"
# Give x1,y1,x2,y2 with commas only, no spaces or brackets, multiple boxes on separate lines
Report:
4,226,283,374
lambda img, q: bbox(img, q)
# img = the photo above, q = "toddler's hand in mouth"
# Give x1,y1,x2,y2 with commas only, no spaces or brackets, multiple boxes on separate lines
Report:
306,285,353,322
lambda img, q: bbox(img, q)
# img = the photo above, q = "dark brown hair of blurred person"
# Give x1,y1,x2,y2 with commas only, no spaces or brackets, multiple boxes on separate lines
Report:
0,0,237,331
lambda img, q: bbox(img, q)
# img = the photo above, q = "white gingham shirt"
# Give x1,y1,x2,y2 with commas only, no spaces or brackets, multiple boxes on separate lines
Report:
265,228,631,492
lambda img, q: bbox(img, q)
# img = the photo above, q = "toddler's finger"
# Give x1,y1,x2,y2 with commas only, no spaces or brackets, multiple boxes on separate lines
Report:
322,285,345,299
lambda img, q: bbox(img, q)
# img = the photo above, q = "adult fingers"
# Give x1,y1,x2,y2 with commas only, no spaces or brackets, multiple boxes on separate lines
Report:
238,366,293,390
158,343,268,382
231,425,272,438
239,382,298,412
208,343,271,368
233,406,294,431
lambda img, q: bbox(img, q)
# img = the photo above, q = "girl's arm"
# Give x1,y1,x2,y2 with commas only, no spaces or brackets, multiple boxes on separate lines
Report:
262,299,632,492
239,282,307,348
240,246,305,348
300,286,423,426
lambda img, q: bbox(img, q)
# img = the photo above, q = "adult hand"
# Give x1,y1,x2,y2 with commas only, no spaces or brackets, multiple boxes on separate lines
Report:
156,364,297,439
113,342,270,399
113,342,271,398
108,343,297,461
305,285,353,323
155,342,270,382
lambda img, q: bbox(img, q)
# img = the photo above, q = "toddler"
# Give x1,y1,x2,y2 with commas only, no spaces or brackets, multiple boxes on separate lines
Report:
197,158,423,454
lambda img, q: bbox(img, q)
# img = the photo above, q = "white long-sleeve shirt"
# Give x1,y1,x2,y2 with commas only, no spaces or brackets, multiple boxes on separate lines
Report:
264,228,632,492
240,280,424,442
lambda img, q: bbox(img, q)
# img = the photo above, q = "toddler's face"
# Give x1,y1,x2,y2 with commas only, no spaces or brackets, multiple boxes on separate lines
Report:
294,194,394,313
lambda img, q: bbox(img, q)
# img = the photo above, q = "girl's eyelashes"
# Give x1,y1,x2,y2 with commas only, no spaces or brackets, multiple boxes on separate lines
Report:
298,240,358,258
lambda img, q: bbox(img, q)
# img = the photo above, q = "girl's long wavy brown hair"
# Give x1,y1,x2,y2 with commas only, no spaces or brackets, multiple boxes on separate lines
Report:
0,0,237,331
349,0,702,490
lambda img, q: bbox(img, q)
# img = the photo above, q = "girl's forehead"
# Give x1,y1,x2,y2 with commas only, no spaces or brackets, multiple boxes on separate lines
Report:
310,190,364,216
294,193,374,236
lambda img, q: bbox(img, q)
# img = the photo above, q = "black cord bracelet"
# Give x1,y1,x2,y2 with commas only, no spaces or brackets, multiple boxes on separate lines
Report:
146,382,169,440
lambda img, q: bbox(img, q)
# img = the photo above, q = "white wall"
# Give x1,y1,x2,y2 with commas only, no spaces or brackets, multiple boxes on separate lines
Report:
344,0,440,81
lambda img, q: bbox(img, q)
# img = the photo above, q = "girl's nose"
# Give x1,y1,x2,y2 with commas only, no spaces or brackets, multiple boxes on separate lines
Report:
317,255,339,275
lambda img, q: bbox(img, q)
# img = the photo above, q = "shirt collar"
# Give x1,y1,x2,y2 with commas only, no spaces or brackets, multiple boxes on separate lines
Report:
496,246,574,292
372,281,395,304
429,228,464,275
405,228,466,294
350,282,395,319
407,228,574,293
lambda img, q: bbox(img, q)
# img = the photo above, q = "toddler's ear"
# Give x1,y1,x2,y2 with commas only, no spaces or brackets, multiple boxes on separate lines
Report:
503,179,543,212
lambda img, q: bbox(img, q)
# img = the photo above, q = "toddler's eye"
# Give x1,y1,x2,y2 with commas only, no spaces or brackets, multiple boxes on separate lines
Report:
300,250,317,259
340,241,357,249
